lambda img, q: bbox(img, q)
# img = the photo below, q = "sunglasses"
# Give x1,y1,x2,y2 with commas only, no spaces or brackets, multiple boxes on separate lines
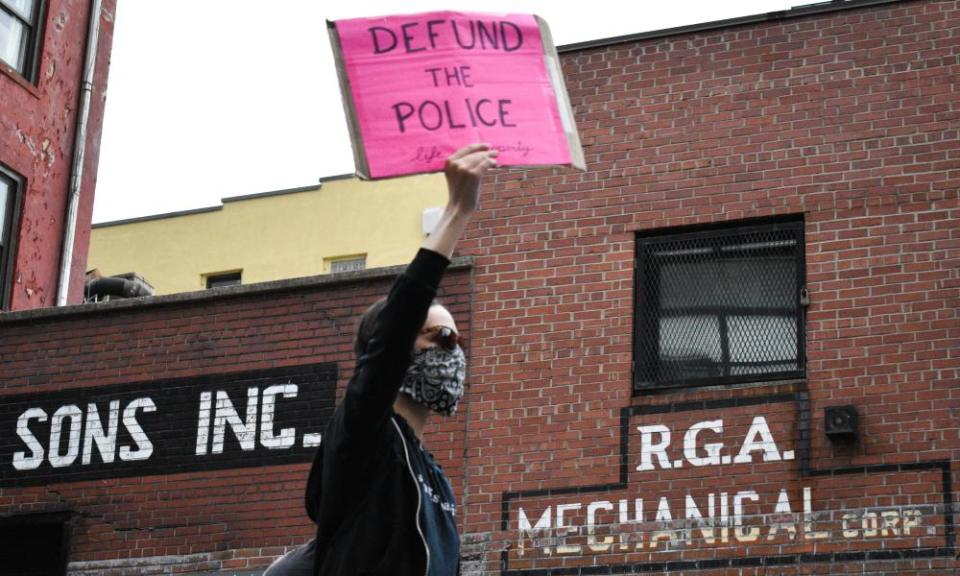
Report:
420,325,466,350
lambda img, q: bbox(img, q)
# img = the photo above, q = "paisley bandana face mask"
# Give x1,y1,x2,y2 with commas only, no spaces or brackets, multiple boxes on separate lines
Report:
399,345,466,416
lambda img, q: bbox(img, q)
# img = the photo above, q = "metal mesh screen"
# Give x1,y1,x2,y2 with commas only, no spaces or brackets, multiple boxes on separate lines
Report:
635,220,805,390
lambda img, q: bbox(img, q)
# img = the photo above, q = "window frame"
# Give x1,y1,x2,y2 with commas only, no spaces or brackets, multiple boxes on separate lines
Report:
0,0,46,83
326,254,367,274
0,164,24,310
0,510,72,576
633,217,806,394
205,270,242,289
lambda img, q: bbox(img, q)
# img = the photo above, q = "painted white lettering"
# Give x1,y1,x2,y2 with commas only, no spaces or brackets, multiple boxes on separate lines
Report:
617,498,643,551
766,488,797,540
880,510,900,536
684,494,704,522
507,488,923,558
517,506,551,557
655,497,672,522
555,503,582,554
861,512,879,537
842,513,859,537
902,510,921,535
637,424,671,471
13,408,47,471
650,497,676,548
619,498,642,524
586,501,613,552
302,432,323,448
683,419,723,467
842,509,919,539
82,401,120,465
803,486,829,538
684,493,716,544
719,492,730,543
734,416,782,464
260,384,298,449
196,391,212,455
211,388,258,453
48,405,83,468
733,490,760,542
119,398,156,461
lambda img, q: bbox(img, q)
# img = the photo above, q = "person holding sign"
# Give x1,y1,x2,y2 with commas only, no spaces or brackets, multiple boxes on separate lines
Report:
264,144,498,576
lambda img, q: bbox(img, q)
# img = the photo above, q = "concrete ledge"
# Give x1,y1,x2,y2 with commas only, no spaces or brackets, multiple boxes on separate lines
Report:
558,0,905,53
0,256,472,324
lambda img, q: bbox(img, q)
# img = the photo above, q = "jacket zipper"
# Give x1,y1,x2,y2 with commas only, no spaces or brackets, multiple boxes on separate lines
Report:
393,417,430,576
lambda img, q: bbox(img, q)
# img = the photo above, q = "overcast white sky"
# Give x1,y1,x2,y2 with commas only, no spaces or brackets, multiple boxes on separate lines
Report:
92,0,801,223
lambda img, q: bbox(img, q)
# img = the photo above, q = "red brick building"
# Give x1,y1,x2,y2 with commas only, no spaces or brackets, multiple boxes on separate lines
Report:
0,0,115,311
0,0,956,574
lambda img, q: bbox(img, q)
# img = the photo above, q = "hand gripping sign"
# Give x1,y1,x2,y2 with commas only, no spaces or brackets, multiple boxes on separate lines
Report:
329,12,585,179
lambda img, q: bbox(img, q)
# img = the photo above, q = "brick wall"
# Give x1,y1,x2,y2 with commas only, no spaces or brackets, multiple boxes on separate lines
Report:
0,264,472,573
460,0,958,573
1,0,958,574
0,0,116,309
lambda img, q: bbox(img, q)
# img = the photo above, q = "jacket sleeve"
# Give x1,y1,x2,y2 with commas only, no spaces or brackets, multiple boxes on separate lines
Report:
305,248,450,522
341,247,450,437
304,249,450,532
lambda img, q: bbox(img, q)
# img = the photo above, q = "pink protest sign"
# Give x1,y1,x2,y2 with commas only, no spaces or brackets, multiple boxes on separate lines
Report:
329,12,584,179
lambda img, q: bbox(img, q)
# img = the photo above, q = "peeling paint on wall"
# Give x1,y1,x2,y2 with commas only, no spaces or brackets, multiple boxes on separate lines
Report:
0,0,117,310
52,11,68,31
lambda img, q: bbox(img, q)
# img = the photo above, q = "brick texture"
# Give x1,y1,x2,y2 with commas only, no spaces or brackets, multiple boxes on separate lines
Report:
1,0,958,574
0,0,116,309
0,267,472,573
460,1,958,573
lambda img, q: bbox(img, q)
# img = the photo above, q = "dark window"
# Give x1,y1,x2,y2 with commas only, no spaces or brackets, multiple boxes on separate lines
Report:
0,0,44,80
0,512,71,576
206,271,241,289
634,218,805,391
0,165,23,310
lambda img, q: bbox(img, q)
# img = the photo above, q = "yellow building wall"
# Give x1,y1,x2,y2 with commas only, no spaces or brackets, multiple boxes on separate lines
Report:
88,173,448,295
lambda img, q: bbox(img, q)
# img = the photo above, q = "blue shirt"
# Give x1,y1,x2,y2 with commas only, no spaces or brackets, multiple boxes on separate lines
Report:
407,437,459,576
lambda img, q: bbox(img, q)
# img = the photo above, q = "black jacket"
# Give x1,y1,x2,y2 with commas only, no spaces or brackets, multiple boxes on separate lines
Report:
305,248,451,576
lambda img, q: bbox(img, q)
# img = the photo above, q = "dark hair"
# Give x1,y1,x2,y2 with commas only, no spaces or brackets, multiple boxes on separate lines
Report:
354,297,387,357
354,297,443,358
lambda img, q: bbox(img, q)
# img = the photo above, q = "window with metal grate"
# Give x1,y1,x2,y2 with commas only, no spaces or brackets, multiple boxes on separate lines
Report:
634,218,806,392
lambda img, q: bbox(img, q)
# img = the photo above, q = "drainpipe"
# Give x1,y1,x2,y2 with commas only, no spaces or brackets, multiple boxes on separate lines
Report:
57,0,103,306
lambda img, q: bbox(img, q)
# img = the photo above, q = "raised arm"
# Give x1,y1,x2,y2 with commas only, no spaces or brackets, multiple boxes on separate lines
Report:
338,144,498,437
423,143,498,258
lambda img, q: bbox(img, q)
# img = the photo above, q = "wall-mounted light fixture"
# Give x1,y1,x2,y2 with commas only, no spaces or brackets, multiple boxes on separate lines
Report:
824,405,858,442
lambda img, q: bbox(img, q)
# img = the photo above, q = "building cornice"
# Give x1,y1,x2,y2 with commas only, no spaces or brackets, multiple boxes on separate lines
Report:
558,0,906,53
0,257,472,324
